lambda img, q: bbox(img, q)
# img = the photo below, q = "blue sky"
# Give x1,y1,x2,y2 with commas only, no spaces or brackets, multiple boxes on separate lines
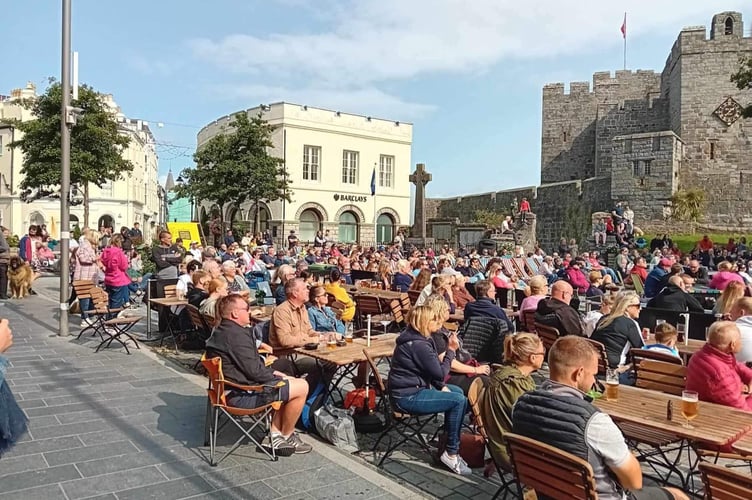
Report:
2,1,749,198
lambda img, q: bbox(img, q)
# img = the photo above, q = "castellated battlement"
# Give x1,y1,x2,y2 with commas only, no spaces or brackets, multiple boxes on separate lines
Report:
543,70,661,99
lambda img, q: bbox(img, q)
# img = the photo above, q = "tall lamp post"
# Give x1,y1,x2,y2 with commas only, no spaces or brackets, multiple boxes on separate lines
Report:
59,0,72,337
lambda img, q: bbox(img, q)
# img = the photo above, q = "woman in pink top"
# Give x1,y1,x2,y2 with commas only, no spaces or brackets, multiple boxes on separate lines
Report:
100,234,131,310
709,261,745,291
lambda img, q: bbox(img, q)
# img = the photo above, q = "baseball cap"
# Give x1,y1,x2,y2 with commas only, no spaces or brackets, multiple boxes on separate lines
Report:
659,258,673,267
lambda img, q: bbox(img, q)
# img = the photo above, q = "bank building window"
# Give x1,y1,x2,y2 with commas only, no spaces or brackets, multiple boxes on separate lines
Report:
379,155,394,188
303,145,320,181
342,150,358,184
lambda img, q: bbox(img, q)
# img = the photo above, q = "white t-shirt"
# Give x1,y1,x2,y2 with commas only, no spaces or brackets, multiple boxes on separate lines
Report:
586,412,631,500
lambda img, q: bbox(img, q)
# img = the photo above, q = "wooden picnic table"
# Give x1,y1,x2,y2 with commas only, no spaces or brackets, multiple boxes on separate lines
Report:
294,333,397,367
346,285,406,300
731,431,752,456
595,385,752,448
148,297,187,307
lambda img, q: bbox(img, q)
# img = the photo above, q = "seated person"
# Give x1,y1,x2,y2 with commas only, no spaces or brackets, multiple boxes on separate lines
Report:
585,271,605,300
186,270,210,308
535,281,584,336
590,292,644,376
426,296,490,395
684,259,709,285
388,304,470,476
582,294,614,337
464,280,513,331
393,259,413,292
451,274,475,309
199,278,228,325
643,322,680,358
323,269,356,322
220,260,250,298
686,321,752,412
416,274,457,314
307,285,345,334
709,260,746,291
520,275,548,316
274,264,296,305
646,275,704,313
204,294,312,456
643,258,672,298
480,333,543,470
731,297,752,363
512,336,688,500
565,259,589,294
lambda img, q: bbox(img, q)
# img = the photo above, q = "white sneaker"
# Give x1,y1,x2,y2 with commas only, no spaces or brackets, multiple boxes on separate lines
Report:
80,317,94,327
440,451,472,476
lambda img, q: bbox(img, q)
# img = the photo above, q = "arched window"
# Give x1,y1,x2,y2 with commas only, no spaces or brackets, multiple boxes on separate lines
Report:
29,212,45,227
257,206,270,232
338,211,359,243
725,17,734,35
97,214,114,230
299,209,321,242
376,213,394,244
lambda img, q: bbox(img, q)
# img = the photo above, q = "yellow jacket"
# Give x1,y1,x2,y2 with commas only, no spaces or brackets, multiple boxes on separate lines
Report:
324,282,356,322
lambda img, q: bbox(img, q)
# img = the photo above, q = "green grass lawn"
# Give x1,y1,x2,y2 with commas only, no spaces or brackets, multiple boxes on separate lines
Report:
646,233,750,253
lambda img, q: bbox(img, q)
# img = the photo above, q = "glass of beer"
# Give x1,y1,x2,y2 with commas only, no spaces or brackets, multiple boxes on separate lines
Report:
605,369,619,401
681,390,699,428
327,333,337,350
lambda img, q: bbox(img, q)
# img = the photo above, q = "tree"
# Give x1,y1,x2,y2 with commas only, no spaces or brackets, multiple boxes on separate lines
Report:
5,80,133,227
472,209,505,229
731,57,752,117
175,112,291,233
670,189,706,234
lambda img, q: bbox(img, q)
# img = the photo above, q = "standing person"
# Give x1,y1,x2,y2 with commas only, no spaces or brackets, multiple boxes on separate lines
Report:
287,230,299,251
100,234,131,311
0,319,28,456
0,226,9,300
18,225,36,264
129,222,143,242
314,230,326,248
151,231,182,279
73,231,100,326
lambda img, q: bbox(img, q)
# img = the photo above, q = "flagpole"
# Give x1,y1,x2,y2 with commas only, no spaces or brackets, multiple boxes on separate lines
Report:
622,12,627,70
372,163,377,244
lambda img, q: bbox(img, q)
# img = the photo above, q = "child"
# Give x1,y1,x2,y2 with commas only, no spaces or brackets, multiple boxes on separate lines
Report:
643,323,680,358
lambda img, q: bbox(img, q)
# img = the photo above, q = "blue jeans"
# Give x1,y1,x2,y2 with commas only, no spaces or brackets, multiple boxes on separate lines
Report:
392,385,466,454
106,285,129,312
79,297,92,320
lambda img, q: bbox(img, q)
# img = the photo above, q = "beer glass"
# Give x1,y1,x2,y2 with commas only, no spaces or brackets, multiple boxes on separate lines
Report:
327,333,337,350
605,369,619,401
681,390,699,428
344,325,353,343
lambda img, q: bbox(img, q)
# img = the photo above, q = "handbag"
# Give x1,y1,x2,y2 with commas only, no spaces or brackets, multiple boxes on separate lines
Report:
313,404,359,453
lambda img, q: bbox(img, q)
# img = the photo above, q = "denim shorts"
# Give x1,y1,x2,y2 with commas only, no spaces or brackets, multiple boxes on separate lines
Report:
226,379,290,409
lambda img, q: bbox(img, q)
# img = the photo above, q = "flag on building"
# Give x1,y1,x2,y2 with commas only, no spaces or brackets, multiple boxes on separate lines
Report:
370,167,376,196
621,13,627,39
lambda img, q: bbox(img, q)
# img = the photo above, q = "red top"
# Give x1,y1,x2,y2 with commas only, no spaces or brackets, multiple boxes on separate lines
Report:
686,343,752,412
519,200,530,212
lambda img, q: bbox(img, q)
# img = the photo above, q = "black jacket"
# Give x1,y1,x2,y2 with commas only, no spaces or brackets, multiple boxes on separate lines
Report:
683,266,710,285
646,285,705,313
458,316,509,363
535,297,583,336
205,319,278,386
591,315,643,367
388,326,455,398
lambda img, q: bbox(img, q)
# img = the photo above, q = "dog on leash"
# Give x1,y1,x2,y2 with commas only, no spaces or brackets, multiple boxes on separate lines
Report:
9,256,33,299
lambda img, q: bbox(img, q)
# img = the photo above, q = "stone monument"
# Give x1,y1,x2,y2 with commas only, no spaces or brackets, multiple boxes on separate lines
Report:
407,163,435,248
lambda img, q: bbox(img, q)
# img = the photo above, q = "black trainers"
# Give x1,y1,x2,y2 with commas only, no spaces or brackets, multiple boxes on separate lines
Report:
286,432,313,454
261,434,295,457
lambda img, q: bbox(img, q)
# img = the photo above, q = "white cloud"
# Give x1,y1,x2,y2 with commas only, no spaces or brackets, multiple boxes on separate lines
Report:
124,52,181,77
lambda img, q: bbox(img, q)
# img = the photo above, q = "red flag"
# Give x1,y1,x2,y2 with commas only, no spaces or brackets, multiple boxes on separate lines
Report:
621,13,627,39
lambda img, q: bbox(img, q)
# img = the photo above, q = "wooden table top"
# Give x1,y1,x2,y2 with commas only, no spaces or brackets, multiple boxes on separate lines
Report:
645,334,704,358
148,297,187,307
345,286,406,299
595,385,752,447
294,333,397,367
731,431,752,456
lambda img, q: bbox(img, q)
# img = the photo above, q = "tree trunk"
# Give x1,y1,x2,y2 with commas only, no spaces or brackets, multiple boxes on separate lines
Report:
83,183,90,228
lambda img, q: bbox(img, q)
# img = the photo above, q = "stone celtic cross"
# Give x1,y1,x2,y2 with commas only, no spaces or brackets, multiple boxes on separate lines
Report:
409,163,432,240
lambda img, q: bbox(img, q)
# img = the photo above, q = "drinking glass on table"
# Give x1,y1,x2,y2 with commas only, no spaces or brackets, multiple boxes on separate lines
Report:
681,390,699,428
379,319,391,335
605,369,619,401
327,333,337,350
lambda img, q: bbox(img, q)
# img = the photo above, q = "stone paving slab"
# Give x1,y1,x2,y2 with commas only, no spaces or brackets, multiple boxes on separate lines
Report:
0,279,429,500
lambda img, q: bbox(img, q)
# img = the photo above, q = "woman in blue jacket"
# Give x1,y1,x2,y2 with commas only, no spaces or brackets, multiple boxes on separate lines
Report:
387,304,470,475
307,285,345,334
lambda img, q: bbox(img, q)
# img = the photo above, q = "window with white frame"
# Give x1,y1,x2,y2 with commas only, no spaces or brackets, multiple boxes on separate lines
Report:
101,181,113,197
303,145,320,181
379,155,394,187
342,150,358,184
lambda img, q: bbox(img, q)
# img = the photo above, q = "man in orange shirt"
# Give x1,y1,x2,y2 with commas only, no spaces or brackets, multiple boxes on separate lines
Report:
698,235,714,252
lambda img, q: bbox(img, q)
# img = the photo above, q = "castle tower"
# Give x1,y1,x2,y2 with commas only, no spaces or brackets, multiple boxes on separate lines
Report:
710,12,743,39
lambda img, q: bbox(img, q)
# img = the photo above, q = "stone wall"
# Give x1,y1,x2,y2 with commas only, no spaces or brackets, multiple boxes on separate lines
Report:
431,186,537,221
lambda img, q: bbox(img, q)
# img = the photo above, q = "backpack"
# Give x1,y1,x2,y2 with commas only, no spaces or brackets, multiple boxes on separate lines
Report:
298,382,328,433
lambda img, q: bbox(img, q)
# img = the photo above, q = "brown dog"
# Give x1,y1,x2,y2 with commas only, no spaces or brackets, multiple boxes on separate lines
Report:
9,256,33,299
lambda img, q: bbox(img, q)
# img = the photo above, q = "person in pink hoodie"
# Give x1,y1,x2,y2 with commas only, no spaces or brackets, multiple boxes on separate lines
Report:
708,260,745,291
686,321,752,414
100,234,132,311
565,259,590,294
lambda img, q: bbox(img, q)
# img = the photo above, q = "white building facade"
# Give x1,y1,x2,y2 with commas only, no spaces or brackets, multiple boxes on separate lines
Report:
0,82,163,237
196,103,412,245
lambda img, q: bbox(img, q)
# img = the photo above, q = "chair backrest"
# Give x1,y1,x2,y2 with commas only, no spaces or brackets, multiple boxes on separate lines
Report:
201,355,226,407
632,357,686,396
631,274,645,296
148,278,180,310
467,377,489,440
534,322,560,352
522,310,537,333
584,338,610,375
505,433,598,500
699,462,752,499
407,290,421,306
363,348,395,423
72,279,95,299
389,299,405,328
512,258,530,279
186,304,211,336
525,257,540,275
89,287,110,312
400,295,411,314
357,295,383,316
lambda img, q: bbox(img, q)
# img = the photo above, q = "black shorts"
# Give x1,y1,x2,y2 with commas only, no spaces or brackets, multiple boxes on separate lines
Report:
226,379,290,409
627,487,673,500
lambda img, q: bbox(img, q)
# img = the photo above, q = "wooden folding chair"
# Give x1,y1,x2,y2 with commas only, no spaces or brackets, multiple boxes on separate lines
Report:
500,259,517,279
201,355,285,465
631,274,645,296
632,358,686,396
364,348,439,467
699,462,752,499
584,338,610,377
521,310,537,333
525,257,540,276
533,322,560,353
467,378,516,500
505,433,598,500
389,299,407,330
77,287,124,340
512,258,530,280
407,290,421,306
356,295,391,330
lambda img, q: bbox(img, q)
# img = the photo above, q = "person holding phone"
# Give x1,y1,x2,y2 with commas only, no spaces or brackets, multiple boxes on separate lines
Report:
0,319,28,456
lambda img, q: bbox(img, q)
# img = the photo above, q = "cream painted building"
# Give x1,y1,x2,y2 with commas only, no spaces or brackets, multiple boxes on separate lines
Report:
196,102,412,245
0,82,162,237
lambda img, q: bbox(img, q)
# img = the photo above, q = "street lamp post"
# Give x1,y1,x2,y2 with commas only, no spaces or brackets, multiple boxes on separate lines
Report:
59,0,72,337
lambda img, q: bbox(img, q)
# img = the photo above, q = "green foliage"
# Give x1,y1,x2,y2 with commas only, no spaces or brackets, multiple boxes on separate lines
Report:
670,189,706,233
6,234,19,248
645,233,750,253
472,209,505,228
175,112,291,231
731,56,752,118
138,243,156,275
4,80,133,227
72,225,82,242
563,204,590,248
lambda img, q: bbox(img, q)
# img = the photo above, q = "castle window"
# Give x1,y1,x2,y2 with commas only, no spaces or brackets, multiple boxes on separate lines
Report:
632,161,640,176
633,160,652,177
725,17,734,35
562,131,568,142
652,136,661,152
710,142,717,160
643,160,652,176
624,139,632,153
